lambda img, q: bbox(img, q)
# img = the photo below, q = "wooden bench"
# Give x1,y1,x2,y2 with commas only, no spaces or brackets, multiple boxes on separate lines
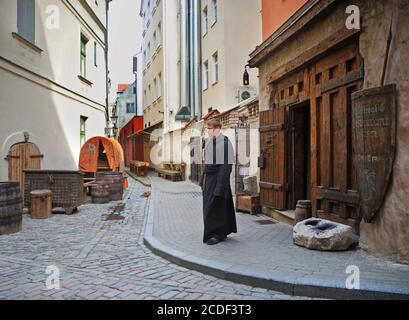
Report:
130,161,150,177
156,162,186,182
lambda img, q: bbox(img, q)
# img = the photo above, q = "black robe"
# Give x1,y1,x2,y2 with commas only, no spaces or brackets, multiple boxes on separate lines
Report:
201,134,237,243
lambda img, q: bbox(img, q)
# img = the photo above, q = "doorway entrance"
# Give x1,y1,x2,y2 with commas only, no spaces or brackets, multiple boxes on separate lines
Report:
6,142,43,197
287,102,311,210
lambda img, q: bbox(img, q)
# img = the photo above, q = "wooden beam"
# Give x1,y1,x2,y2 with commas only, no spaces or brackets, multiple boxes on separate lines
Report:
267,28,361,84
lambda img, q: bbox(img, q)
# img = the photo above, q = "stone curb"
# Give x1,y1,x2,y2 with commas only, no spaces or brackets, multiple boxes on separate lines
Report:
141,182,409,300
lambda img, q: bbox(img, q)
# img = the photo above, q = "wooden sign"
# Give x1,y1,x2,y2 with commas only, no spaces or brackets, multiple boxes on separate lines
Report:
352,84,397,223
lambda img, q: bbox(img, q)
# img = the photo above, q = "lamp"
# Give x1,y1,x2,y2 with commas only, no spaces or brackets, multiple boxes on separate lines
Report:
112,126,118,137
243,65,250,86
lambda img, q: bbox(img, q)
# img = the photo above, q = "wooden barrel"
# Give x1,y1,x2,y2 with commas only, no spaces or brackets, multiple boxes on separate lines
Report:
295,200,312,224
96,172,123,201
0,182,23,236
30,190,52,219
91,183,110,204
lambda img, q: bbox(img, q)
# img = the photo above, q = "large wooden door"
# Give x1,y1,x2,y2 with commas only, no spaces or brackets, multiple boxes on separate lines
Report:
310,41,364,231
259,108,287,210
6,142,43,197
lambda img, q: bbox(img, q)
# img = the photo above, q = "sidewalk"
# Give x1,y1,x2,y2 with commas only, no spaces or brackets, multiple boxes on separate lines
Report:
142,175,409,300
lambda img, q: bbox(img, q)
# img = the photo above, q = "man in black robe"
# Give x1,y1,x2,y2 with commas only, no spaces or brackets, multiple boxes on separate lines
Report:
200,119,237,245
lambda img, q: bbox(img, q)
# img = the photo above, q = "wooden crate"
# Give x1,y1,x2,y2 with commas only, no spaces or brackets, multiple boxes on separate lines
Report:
237,194,261,215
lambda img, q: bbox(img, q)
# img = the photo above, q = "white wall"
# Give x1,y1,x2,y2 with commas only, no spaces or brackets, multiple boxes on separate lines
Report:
0,0,106,180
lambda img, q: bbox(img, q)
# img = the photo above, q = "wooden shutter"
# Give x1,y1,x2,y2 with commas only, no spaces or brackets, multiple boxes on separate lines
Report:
259,108,287,210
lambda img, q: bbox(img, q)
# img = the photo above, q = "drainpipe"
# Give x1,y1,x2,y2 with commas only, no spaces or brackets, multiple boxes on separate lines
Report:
180,0,189,110
188,0,195,119
192,0,202,120
105,0,112,124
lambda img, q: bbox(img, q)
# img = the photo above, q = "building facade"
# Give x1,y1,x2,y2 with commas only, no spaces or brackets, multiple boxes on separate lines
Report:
200,0,261,115
140,0,180,169
249,0,409,264
116,82,137,131
0,0,107,187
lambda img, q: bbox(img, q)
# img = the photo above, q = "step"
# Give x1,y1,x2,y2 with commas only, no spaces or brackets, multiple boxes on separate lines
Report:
262,207,295,226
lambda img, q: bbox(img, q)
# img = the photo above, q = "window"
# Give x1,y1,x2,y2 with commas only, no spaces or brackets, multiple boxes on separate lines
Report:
148,42,151,61
153,77,157,99
212,52,218,84
126,103,135,113
202,6,208,36
80,116,87,147
80,35,88,77
158,73,162,97
157,22,162,48
94,42,97,67
143,50,147,68
17,0,35,43
203,61,209,90
212,0,218,25
148,84,151,104
153,31,157,50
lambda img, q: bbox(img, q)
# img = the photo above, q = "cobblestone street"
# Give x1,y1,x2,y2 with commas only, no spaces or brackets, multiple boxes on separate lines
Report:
0,177,310,300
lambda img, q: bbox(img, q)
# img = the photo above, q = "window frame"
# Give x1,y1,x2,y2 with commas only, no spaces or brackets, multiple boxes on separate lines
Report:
202,6,208,36
17,0,36,44
211,0,218,26
203,60,209,90
80,35,88,78
80,116,88,147
212,52,219,84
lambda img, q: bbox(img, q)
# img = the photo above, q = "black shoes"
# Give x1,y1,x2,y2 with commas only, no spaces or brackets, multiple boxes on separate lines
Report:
206,236,228,245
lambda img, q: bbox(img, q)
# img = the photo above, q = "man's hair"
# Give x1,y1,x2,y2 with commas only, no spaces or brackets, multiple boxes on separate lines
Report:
207,118,222,129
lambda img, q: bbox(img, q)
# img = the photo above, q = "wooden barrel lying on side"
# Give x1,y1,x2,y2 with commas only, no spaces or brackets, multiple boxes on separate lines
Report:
0,182,23,236
91,184,110,204
96,172,124,201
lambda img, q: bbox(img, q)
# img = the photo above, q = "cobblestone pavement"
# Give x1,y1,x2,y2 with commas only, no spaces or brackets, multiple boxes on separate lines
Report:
148,176,409,299
0,178,311,300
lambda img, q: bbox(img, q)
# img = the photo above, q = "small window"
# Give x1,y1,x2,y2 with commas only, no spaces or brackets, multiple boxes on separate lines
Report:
212,52,219,84
126,103,135,113
280,90,285,100
203,61,209,90
329,66,338,80
94,42,97,67
212,0,218,25
80,116,88,147
289,86,294,96
80,35,88,77
346,57,357,73
202,6,208,36
157,22,162,47
158,73,162,97
298,81,304,92
18,0,35,43
153,31,157,49
315,73,322,85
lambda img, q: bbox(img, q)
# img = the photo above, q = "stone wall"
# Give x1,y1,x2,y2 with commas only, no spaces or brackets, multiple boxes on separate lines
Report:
359,0,409,264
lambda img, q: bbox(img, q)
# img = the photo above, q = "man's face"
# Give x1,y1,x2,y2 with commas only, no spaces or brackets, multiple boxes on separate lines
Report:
205,126,220,138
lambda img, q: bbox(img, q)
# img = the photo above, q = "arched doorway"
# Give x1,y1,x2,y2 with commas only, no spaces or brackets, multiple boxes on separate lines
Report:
6,142,43,197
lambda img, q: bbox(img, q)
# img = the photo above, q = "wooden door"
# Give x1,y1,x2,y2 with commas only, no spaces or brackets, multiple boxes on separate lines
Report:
259,108,287,210
310,41,364,230
7,142,43,197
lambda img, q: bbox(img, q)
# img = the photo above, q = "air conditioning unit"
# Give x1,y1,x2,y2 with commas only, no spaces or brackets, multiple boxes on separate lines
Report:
235,86,257,103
